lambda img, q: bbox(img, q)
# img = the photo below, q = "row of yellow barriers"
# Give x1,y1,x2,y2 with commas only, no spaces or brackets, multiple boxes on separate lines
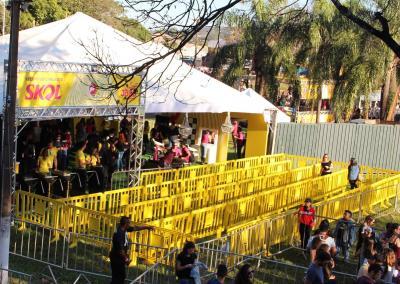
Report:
223,174,400,257
143,170,349,238
59,159,295,213
18,154,395,240
59,154,396,215
15,166,348,241
139,153,287,185
14,190,192,249
286,154,399,180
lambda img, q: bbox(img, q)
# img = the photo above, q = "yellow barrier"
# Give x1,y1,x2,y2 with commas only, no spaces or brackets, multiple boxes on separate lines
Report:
61,163,317,218
285,154,399,178
223,174,400,257
142,170,349,238
140,153,286,185
59,160,294,213
14,190,193,249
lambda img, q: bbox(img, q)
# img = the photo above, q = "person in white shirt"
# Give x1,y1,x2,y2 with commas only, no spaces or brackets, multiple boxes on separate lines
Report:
308,221,337,261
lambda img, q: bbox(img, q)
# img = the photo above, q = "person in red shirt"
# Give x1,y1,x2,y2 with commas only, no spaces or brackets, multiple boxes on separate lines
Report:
181,144,192,163
298,198,316,249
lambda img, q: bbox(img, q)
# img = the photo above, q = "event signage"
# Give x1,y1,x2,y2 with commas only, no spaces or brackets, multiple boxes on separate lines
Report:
17,71,141,108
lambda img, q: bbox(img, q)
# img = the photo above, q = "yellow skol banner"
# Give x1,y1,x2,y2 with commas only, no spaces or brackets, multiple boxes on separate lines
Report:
17,71,141,108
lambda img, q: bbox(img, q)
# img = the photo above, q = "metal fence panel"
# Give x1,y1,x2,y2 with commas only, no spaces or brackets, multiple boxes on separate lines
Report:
0,268,32,284
274,123,400,170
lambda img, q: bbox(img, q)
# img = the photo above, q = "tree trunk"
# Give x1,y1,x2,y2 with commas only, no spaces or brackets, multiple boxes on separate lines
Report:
381,56,399,120
386,59,399,121
387,86,399,121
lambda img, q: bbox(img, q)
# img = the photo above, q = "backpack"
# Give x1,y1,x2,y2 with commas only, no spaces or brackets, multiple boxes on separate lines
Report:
336,221,350,244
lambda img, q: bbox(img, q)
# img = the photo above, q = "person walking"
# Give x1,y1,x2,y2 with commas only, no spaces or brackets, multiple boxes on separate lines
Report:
356,263,383,284
234,264,253,284
207,264,228,284
176,241,197,284
304,251,333,284
348,157,360,189
333,210,356,262
320,154,333,176
298,198,316,249
109,216,153,284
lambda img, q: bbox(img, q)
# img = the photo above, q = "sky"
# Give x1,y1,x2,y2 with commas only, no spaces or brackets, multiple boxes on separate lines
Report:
124,0,250,29
124,0,310,29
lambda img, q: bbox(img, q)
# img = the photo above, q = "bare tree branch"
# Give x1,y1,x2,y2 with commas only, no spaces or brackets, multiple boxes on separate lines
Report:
330,0,400,58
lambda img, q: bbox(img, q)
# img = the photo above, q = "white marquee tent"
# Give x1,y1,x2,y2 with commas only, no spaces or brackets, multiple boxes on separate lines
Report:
0,12,290,123
241,88,291,123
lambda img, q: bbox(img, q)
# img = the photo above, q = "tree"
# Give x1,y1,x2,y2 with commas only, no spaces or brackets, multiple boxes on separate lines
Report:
328,0,400,120
329,0,400,58
2,0,151,42
212,0,309,101
211,0,392,122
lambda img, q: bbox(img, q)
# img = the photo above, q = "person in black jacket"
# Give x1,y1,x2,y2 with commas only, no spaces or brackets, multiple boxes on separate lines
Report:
110,216,153,284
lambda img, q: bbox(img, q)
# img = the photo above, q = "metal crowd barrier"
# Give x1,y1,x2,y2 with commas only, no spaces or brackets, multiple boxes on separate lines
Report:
139,153,287,185
0,267,33,284
14,191,193,249
218,175,400,257
143,170,350,238
130,245,357,284
284,154,399,179
9,218,179,281
60,159,296,212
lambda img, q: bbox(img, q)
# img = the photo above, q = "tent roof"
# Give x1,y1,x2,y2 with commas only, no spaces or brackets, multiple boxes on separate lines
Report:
240,89,291,123
0,12,288,118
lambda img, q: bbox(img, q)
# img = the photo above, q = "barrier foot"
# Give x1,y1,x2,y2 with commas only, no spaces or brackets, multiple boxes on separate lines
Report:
73,273,91,284
39,265,58,284
17,223,26,231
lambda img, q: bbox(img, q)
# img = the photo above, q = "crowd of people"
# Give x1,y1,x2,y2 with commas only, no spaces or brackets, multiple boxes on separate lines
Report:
17,117,133,195
148,122,197,168
299,198,400,284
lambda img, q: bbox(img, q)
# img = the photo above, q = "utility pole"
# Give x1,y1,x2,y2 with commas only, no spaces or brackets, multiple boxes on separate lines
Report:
0,0,22,282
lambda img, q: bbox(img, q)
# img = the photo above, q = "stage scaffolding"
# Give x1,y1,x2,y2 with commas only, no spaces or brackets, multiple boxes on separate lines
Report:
4,59,145,196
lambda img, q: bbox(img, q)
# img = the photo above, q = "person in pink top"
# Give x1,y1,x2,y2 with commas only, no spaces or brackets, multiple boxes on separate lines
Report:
172,143,182,158
232,121,238,151
201,130,211,163
181,144,192,163
235,127,245,159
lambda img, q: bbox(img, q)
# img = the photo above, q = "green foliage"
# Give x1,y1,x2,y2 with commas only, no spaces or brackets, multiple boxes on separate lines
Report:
214,0,393,120
1,0,151,42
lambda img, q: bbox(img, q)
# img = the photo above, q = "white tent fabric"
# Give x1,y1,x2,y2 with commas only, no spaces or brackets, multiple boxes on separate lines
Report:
240,88,291,123
0,12,288,118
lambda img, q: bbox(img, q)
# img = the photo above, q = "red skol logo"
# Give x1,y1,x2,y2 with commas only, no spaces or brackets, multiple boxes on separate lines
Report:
25,84,62,100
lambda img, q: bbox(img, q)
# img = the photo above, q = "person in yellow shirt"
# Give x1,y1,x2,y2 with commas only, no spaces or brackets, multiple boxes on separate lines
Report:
73,141,89,194
47,141,58,170
37,149,52,175
76,145,87,170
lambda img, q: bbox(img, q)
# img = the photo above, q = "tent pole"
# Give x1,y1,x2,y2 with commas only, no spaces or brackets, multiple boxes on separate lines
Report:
1,1,21,282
